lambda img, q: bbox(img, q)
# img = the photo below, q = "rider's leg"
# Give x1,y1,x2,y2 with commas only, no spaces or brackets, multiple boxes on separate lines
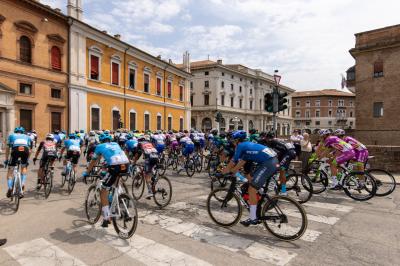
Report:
100,188,110,223
279,169,287,193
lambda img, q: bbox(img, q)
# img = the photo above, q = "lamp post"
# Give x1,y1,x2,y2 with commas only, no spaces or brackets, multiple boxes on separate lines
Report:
273,70,281,135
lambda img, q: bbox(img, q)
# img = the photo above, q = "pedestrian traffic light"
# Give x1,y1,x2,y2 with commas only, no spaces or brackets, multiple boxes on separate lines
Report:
215,111,223,123
278,92,288,112
264,93,273,112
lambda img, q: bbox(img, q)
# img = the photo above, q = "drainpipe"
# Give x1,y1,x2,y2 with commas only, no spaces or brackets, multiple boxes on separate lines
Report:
123,46,129,128
67,18,73,134
163,64,168,130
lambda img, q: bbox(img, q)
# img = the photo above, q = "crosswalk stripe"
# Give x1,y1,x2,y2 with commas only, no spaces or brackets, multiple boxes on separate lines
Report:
78,225,211,266
303,201,353,212
168,201,322,242
285,209,339,225
139,211,297,265
4,238,87,266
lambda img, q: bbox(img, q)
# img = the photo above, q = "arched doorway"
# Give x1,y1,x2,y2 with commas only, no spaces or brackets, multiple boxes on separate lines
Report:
220,117,226,132
201,117,212,132
238,119,243,130
248,120,254,130
191,118,196,129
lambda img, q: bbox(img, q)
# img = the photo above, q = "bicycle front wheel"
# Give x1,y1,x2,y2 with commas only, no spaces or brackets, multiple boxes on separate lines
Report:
342,172,376,201
85,184,101,224
67,170,76,194
286,174,313,204
112,193,138,239
11,177,21,213
367,169,396,197
261,195,307,241
158,158,167,176
131,173,145,200
153,176,172,208
186,159,195,177
207,188,242,227
44,171,53,199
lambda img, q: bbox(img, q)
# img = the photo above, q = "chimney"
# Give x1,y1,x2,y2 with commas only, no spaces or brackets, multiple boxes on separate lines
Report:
67,0,77,18
183,51,191,73
54,8,61,12
168,59,173,64
102,30,107,34
114,34,121,40
76,0,83,20
217,59,222,65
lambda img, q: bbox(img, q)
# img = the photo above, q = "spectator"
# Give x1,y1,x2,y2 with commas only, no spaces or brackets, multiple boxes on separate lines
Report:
300,132,312,174
290,130,303,159
0,238,6,246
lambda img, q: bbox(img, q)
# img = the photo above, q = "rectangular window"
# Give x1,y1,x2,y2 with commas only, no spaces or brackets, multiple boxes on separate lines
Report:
315,121,320,126
373,61,384,78
328,121,332,126
51,88,61,99
296,101,300,107
190,95,193,106
156,77,162,96
230,84,234,91
112,110,120,130
231,75,234,79
168,116,172,130
230,97,234,107
338,99,345,106
306,101,310,107
167,81,172,98
144,114,150,131
204,94,209,105
349,101,353,107
250,81,253,84
90,55,99,80
129,112,136,131
328,109,332,117
19,83,32,95
222,72,225,76
315,100,320,107
205,80,209,88
221,95,225,106
240,78,242,81
239,86,242,93
20,109,32,131
305,121,310,126
190,81,193,89
51,112,61,132
221,81,224,88
179,85,183,101
111,62,119,85
295,110,301,118
373,102,383,117
179,118,184,131
157,116,162,130
239,99,242,108
250,100,253,110
316,110,320,117
144,73,150,93
91,108,100,130
250,89,252,94
305,110,310,118
328,100,332,107
129,68,136,89
350,111,353,117
205,71,209,76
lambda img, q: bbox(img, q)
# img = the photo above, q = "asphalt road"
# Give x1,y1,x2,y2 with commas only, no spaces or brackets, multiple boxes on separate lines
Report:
0,156,399,266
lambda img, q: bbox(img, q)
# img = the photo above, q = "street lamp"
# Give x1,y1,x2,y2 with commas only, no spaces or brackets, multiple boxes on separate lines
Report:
274,70,281,86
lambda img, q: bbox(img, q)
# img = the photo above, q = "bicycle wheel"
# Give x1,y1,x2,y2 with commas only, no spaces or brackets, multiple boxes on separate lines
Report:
67,170,76,194
207,188,242,227
11,177,21,213
44,171,53,199
61,171,66,187
308,169,328,194
186,159,195,177
172,155,178,171
342,172,376,201
261,195,307,241
131,173,145,200
158,158,167,176
153,176,172,208
367,169,396,197
286,174,313,204
210,175,231,192
195,156,203,173
85,184,101,224
112,193,138,239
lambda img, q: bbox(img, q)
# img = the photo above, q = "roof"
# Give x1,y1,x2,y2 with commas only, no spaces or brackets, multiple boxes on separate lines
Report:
0,82,16,94
354,23,400,36
291,89,354,98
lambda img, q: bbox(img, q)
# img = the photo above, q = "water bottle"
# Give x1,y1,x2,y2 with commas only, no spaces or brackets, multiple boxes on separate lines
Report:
235,172,247,183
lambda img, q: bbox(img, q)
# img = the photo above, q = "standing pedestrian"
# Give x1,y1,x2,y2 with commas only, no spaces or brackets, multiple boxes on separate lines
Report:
300,132,312,174
290,130,303,159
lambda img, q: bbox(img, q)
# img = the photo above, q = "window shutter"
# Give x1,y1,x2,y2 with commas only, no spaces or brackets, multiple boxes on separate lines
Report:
112,62,119,85
157,78,161,94
91,55,99,77
168,82,172,97
51,46,61,70
20,36,32,63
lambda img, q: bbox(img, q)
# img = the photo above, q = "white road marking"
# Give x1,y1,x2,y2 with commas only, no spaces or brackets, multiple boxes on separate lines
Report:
285,209,340,225
140,212,297,265
303,201,353,213
78,225,211,266
4,238,87,266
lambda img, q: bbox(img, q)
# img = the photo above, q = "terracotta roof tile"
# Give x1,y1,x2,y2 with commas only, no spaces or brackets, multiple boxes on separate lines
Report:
291,89,354,98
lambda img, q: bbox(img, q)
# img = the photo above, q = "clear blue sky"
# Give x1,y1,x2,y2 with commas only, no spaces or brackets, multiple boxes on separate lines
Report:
43,0,400,91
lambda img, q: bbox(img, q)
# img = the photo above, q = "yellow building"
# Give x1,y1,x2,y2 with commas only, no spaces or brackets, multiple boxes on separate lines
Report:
68,2,191,132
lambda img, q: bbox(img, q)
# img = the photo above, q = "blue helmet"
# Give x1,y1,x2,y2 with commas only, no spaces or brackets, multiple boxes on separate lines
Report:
68,133,76,139
126,133,133,140
14,126,25,134
99,134,112,143
232,130,247,140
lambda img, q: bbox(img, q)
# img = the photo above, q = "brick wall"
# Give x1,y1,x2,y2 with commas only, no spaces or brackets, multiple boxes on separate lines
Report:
366,145,400,172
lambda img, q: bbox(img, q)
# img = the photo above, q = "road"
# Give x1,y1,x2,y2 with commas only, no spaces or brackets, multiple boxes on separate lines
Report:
0,156,399,266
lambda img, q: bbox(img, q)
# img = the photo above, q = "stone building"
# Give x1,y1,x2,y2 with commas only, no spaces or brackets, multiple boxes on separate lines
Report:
0,0,69,138
181,60,294,135
291,89,355,132
350,24,400,145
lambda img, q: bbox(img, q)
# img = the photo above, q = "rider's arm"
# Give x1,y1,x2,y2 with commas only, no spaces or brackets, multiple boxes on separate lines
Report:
34,142,43,159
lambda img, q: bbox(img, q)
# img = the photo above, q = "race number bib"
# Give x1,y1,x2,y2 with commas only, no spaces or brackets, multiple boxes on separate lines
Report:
69,145,80,152
110,154,129,165
14,138,28,146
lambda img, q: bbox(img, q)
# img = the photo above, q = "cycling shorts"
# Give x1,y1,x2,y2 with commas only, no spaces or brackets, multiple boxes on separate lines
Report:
335,150,356,165
279,149,296,171
9,146,30,167
40,154,57,168
171,141,179,150
182,145,194,156
144,155,158,174
251,157,279,190
65,150,81,164
102,164,128,188
354,149,369,163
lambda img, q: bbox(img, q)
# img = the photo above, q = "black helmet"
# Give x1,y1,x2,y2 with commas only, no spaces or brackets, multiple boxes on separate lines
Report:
266,131,275,139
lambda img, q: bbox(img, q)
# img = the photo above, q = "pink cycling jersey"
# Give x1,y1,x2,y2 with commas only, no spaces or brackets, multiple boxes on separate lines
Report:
324,136,353,153
344,136,368,163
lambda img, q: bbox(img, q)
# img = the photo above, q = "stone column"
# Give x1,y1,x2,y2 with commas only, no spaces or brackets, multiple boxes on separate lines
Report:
6,107,15,137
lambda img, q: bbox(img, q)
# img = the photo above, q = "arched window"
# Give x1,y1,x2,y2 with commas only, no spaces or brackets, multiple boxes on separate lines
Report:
20,36,31,63
51,46,61,71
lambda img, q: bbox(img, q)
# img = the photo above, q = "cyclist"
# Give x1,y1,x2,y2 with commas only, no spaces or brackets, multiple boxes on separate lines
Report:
59,133,83,178
151,131,166,155
83,134,129,227
334,129,369,173
4,127,32,197
124,133,138,160
53,130,61,147
178,131,195,168
84,131,99,163
33,134,58,189
222,130,278,226
260,131,296,195
133,135,159,199
248,129,259,143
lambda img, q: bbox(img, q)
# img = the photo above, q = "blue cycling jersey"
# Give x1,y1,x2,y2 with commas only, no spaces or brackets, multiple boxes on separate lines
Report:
7,133,32,148
125,139,138,152
64,139,82,151
93,142,129,165
232,141,277,164
54,134,61,144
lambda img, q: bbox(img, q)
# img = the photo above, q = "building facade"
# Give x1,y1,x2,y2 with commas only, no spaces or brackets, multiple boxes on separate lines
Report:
67,1,191,132
291,89,355,132
350,24,400,145
184,60,294,135
0,0,69,138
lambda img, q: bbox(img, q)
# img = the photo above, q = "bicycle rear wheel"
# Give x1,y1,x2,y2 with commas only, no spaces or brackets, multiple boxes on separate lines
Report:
44,171,53,199
11,177,21,213
67,170,76,194
308,170,328,194
61,171,66,187
342,172,376,201
85,184,101,224
207,188,242,227
131,173,145,200
195,156,203,173
112,193,138,239
367,169,396,197
286,174,313,204
186,159,195,177
153,176,172,208
261,195,307,241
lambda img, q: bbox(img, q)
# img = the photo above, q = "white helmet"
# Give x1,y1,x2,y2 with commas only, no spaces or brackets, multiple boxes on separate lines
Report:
318,129,331,136
46,133,55,140
334,129,345,136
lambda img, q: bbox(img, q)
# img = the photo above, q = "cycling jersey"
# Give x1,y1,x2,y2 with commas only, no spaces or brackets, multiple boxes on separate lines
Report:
232,141,277,164
249,133,260,143
7,133,31,167
7,133,32,148
324,136,353,153
180,136,194,156
125,138,138,153
262,139,295,157
64,139,82,152
344,136,368,163
93,142,129,166
38,140,57,158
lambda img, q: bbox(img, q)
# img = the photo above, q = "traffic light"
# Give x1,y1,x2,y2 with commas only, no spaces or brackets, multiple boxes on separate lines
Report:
264,93,273,112
215,111,223,122
278,92,288,112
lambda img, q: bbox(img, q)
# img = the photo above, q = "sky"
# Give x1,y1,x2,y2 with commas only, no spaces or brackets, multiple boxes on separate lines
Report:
42,0,400,91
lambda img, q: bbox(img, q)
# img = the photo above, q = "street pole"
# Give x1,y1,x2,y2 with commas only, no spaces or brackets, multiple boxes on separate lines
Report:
272,86,278,136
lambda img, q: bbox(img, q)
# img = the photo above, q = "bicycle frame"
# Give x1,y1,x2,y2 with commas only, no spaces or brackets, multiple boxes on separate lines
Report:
12,162,22,196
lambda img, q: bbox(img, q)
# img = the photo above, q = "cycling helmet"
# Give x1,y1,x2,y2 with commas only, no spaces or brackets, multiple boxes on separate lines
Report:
232,130,247,140
334,129,345,136
46,134,55,140
219,132,226,138
54,129,60,134
126,133,133,140
266,131,275,139
14,126,25,133
249,129,257,135
69,133,76,139
137,135,146,141
104,130,110,135
144,134,150,141
99,134,112,143
190,128,195,133
89,131,95,136
80,129,84,133
211,128,218,135
32,130,36,133
318,129,331,136
61,130,66,134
